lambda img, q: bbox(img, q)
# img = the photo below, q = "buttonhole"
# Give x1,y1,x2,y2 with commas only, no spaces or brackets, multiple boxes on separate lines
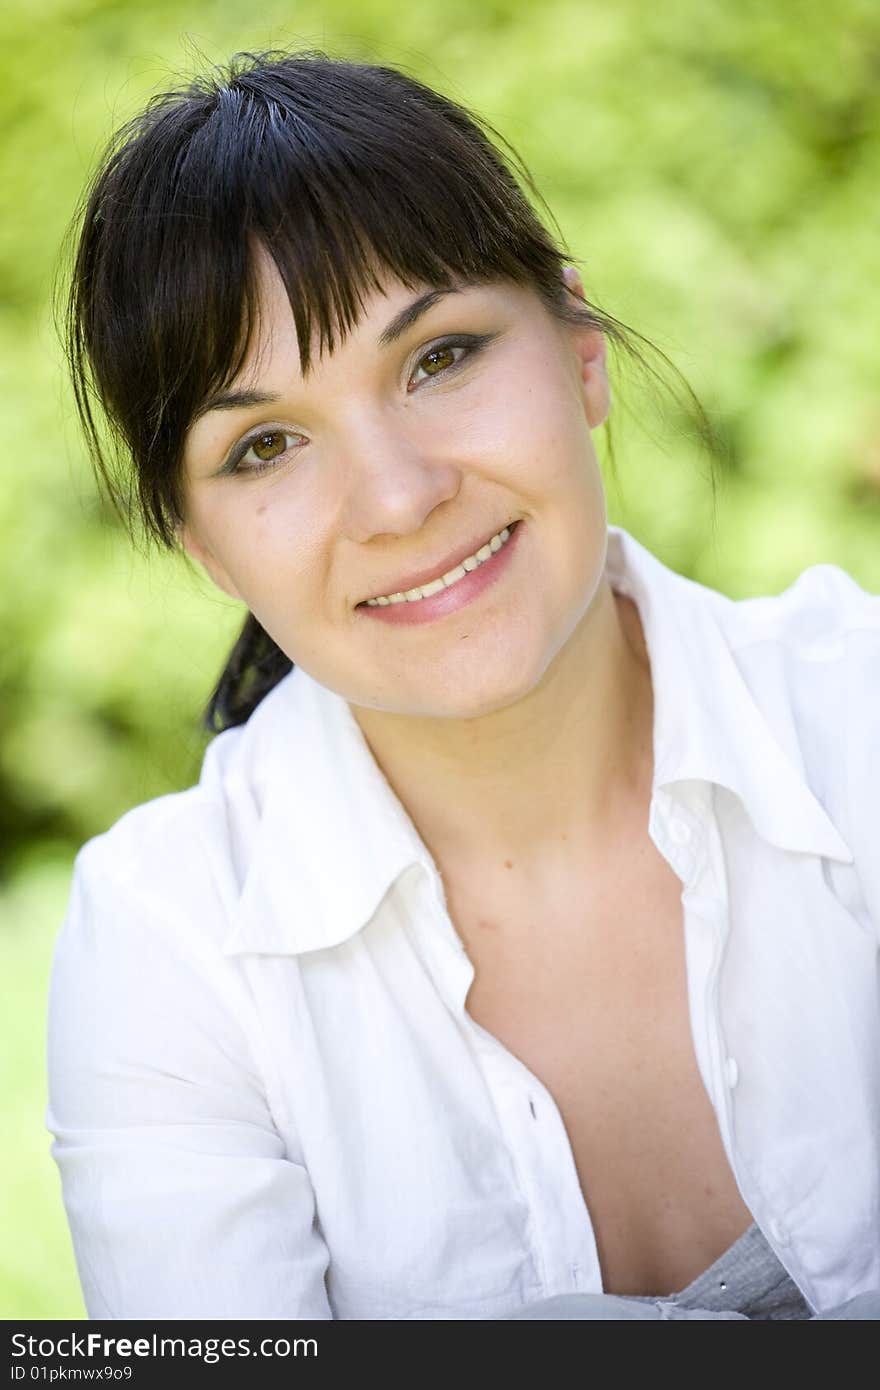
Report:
529,1099,536,1119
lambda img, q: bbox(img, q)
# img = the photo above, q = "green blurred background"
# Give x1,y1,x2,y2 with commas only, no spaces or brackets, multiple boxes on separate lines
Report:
2,0,878,1318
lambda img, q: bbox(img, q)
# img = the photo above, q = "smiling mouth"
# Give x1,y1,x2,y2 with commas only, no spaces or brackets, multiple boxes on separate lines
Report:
357,520,520,607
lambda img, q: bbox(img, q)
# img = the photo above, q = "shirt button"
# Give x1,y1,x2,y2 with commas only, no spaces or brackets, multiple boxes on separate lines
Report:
769,1218,790,1246
670,821,692,846
725,1057,739,1089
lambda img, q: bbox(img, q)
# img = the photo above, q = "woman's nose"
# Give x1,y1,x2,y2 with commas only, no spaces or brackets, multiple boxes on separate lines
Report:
342,419,464,544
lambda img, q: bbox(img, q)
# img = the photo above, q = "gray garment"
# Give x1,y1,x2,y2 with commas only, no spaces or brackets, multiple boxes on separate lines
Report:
504,1221,880,1319
628,1219,812,1319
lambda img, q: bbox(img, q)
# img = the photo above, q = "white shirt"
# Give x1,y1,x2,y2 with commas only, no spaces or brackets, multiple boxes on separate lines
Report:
45,524,880,1320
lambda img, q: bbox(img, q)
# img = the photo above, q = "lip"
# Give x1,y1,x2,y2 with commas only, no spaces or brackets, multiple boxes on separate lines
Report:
357,519,520,605
356,518,524,626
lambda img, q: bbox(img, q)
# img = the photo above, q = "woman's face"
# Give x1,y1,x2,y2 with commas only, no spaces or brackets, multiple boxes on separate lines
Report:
180,249,611,719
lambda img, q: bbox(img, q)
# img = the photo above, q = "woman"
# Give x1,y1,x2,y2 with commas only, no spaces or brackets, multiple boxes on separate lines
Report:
46,47,879,1320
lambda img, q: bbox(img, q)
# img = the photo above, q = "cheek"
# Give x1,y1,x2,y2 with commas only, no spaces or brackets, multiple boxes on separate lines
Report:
478,357,590,487
231,504,337,628
213,493,298,567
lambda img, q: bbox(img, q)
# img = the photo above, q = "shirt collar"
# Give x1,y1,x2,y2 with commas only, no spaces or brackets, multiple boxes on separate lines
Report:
221,523,853,957
220,660,432,957
604,526,852,864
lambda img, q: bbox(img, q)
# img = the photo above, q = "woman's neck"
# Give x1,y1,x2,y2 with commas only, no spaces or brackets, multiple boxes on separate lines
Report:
349,576,654,881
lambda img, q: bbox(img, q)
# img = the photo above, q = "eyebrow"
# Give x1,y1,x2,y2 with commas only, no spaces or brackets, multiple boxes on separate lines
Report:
376,286,462,348
194,286,465,420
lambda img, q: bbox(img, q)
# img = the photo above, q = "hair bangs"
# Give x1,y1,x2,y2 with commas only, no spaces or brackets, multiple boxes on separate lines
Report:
65,51,574,548
198,70,554,389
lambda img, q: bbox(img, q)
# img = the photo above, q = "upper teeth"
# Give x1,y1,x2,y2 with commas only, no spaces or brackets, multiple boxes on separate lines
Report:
365,525,514,605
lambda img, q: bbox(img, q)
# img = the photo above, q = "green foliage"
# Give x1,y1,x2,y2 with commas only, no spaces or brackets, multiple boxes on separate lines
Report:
1,857,85,1316
2,0,879,1316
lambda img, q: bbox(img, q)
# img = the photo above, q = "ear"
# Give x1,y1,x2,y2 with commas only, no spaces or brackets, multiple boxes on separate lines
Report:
562,265,610,431
177,522,244,602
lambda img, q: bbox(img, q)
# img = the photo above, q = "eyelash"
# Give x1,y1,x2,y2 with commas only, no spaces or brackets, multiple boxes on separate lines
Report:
221,333,495,477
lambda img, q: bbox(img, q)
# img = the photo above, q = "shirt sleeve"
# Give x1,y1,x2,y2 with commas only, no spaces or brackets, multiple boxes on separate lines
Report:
45,841,333,1320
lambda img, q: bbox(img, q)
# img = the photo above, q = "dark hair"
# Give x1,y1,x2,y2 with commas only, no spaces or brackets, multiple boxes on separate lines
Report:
60,47,721,734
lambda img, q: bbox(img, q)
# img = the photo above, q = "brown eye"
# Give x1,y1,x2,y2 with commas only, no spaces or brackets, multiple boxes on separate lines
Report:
227,428,303,476
251,430,288,461
419,345,457,377
408,334,495,392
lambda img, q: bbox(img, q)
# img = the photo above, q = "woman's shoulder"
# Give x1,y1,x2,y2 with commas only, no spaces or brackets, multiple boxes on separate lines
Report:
719,555,880,650
715,557,880,741
68,673,296,952
612,525,879,649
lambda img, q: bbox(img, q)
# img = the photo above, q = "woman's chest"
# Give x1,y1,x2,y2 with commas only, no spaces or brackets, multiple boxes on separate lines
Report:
445,843,754,1295
243,809,878,1315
